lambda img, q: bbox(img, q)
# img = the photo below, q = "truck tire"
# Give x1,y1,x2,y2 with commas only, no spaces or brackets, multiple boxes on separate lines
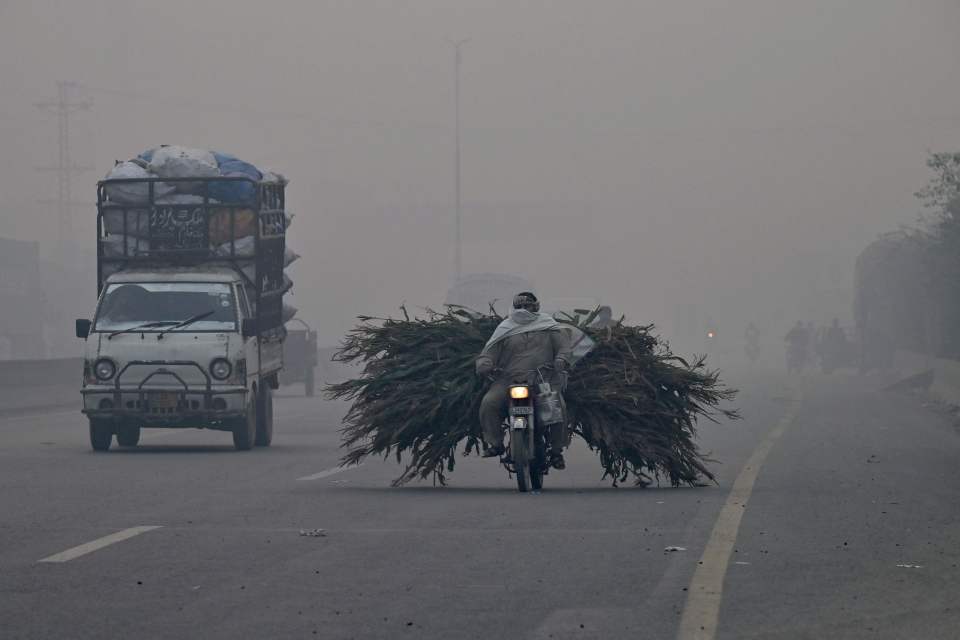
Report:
116,424,141,447
232,394,257,451
304,368,315,397
255,386,274,447
89,420,113,452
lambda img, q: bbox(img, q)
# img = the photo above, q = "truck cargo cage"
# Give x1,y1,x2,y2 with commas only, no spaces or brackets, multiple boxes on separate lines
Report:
96,176,288,332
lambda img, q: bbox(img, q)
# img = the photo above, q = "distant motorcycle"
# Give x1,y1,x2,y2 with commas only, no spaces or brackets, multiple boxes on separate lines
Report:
702,328,721,358
496,368,566,492
786,342,806,374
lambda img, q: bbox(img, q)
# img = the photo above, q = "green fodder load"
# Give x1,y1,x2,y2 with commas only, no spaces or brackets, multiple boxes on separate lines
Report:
327,307,738,487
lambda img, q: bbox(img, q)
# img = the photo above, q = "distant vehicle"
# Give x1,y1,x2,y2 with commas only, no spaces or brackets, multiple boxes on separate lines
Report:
445,273,534,317
280,319,318,396
76,173,290,451
704,320,720,354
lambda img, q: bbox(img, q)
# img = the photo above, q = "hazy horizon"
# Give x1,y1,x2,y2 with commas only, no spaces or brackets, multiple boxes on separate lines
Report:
2,0,959,351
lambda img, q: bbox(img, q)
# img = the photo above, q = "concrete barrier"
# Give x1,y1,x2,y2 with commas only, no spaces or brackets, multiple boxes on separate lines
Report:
894,349,960,407
0,358,81,415
0,358,81,388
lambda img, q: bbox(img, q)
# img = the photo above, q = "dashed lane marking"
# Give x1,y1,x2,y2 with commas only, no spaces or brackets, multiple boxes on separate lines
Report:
38,526,162,563
676,387,803,640
297,463,363,482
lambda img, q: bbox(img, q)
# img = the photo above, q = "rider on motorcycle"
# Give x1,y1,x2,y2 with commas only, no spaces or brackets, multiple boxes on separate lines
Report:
784,321,810,372
475,292,572,469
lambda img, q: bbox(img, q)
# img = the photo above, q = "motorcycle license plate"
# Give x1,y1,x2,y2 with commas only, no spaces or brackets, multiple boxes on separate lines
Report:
510,406,533,416
150,392,178,409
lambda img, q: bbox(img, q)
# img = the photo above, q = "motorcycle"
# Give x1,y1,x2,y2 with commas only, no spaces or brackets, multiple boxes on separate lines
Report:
497,368,566,493
786,342,806,374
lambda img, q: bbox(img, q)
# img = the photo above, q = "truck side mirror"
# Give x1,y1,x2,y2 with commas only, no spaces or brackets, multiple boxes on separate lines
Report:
241,318,258,338
75,319,92,339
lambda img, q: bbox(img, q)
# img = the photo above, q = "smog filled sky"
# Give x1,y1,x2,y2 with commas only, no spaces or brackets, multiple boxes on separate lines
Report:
1,0,959,348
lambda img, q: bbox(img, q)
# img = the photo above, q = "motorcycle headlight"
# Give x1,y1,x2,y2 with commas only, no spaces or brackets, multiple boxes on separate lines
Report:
94,358,116,381
210,358,232,381
510,386,530,399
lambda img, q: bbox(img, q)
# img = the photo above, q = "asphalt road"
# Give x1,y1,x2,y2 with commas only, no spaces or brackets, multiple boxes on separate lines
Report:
1,367,958,639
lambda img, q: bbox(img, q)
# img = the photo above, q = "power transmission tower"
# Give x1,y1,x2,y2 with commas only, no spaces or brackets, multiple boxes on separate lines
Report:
35,81,93,260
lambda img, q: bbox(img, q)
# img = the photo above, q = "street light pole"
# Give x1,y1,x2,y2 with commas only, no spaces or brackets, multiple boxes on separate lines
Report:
449,38,469,283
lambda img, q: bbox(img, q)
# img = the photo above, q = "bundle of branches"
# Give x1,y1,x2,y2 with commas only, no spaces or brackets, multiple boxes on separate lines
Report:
327,307,738,487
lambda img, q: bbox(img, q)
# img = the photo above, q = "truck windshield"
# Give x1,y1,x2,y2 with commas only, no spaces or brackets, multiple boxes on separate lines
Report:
94,282,237,332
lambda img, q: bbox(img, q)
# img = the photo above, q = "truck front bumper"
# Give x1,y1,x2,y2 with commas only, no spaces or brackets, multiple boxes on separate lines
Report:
81,360,247,424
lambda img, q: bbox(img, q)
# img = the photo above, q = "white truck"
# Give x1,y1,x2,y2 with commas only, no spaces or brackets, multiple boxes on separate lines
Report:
75,174,290,451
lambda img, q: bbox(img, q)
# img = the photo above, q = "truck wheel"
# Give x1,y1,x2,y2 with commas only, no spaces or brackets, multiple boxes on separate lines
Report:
232,394,257,451
89,420,113,452
304,368,315,397
255,386,274,447
116,424,141,447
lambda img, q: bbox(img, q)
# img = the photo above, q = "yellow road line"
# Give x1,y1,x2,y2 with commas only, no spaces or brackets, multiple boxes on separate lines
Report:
677,388,802,640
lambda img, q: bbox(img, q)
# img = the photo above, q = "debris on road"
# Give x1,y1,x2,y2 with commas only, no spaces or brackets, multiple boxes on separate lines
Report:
896,564,923,569
299,528,327,537
664,546,687,553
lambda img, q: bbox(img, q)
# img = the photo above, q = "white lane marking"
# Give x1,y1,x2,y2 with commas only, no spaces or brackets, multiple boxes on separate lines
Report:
297,463,363,482
677,388,802,640
38,526,162,563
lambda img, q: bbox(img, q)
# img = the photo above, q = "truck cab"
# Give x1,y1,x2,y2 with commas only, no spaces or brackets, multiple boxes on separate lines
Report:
77,267,279,451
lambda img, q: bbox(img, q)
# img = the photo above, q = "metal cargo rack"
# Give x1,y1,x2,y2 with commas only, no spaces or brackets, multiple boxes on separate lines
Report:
95,176,288,332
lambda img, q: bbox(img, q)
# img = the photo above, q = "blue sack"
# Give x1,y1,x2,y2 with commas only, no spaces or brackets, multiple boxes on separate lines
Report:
210,153,262,203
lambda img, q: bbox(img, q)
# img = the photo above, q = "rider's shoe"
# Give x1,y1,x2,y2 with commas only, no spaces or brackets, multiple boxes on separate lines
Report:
549,453,566,470
482,445,504,458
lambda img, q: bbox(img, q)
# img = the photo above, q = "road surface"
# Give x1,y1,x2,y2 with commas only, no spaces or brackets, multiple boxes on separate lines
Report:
1,368,958,639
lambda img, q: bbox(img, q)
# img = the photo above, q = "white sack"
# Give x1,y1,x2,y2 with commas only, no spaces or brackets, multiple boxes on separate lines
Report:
101,234,149,257
148,146,220,180
148,146,220,194
103,161,173,204
102,209,151,238
214,236,300,266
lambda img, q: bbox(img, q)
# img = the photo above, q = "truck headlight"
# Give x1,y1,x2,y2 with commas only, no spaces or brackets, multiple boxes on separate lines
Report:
94,358,116,381
210,358,232,381
509,386,530,399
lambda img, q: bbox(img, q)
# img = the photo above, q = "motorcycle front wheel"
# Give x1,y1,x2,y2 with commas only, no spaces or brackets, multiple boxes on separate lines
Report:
510,429,532,492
